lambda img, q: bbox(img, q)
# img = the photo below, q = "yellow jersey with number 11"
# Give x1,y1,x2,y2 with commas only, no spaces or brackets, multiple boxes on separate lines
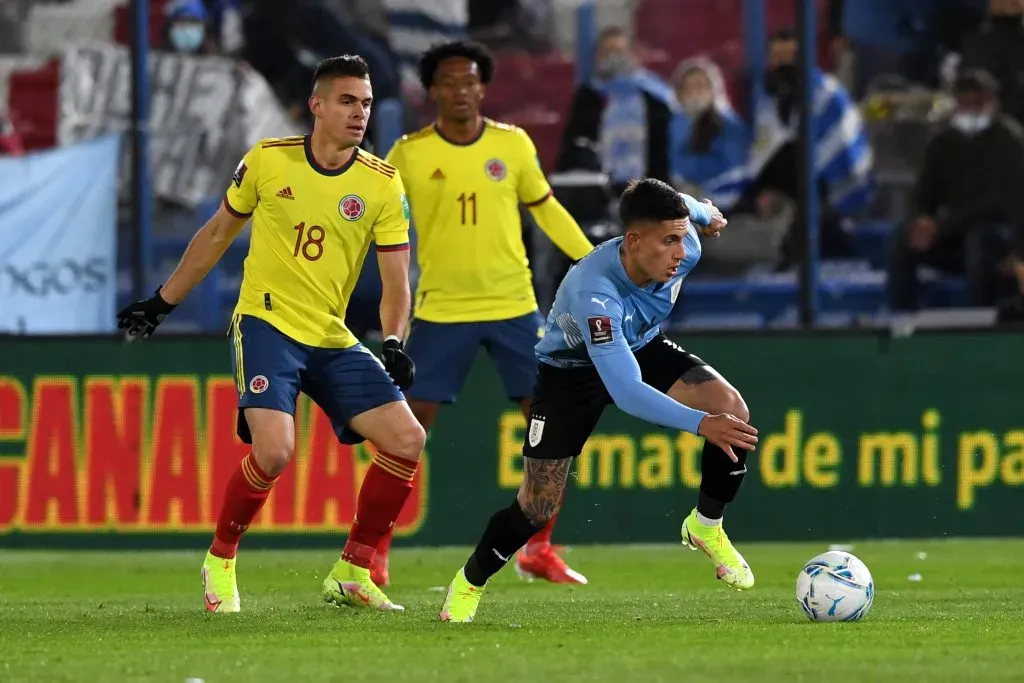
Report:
224,135,410,349
387,119,555,323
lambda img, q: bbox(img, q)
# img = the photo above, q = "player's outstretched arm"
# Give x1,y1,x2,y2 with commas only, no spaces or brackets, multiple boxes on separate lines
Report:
377,247,411,342
680,192,713,227
115,204,248,339
569,291,706,433
376,246,415,390
515,128,592,261
161,204,249,304
526,194,593,261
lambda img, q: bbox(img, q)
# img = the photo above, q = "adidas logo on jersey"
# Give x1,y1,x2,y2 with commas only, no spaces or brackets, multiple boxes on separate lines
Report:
276,187,295,199
430,168,445,180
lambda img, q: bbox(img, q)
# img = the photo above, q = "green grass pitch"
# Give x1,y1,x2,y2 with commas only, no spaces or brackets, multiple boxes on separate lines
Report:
1,539,1022,682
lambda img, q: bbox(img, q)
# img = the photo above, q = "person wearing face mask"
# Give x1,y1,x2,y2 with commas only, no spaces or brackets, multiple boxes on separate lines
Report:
744,29,871,268
556,27,677,193
668,58,794,275
164,0,210,54
888,69,1024,311
961,0,1024,127
668,58,750,211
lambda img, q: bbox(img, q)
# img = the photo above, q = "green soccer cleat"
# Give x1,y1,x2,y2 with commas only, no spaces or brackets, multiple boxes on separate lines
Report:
439,568,485,623
322,558,404,611
201,551,240,613
681,508,755,590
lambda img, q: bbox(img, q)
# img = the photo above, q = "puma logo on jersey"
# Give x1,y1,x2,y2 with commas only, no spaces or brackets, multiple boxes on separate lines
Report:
276,186,295,199
591,297,609,309
624,313,634,322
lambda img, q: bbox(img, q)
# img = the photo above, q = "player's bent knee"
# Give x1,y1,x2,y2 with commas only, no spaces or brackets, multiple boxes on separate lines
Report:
387,420,426,462
252,445,294,477
705,385,749,423
725,390,750,423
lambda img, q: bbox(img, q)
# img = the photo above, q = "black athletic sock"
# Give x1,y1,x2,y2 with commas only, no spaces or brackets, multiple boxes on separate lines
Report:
463,499,541,587
697,441,749,518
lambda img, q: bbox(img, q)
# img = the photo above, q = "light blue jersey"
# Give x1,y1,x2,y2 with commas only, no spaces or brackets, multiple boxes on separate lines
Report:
534,193,712,434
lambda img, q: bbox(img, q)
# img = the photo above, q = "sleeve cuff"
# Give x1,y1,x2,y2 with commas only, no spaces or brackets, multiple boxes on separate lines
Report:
524,189,553,208
376,242,410,252
223,197,252,219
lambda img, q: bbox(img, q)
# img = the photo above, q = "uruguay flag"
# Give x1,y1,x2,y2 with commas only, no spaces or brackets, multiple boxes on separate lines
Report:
748,69,874,214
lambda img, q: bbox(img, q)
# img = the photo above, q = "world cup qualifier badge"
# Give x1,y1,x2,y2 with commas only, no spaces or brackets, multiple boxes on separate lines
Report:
339,194,365,221
484,158,507,181
587,315,613,344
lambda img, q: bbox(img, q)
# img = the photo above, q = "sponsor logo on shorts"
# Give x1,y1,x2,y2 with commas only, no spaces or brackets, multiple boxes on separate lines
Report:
339,194,365,221
249,375,269,394
587,315,613,345
528,416,546,447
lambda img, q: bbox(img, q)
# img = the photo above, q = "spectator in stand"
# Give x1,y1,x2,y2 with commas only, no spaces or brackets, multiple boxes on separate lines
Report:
889,69,1024,311
556,27,677,193
669,60,792,276
240,0,400,134
996,246,1024,322
668,57,750,212
163,0,215,54
744,29,873,267
961,0,1024,126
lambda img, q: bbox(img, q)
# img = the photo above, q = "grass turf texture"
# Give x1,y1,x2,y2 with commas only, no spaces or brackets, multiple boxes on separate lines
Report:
1,539,1021,682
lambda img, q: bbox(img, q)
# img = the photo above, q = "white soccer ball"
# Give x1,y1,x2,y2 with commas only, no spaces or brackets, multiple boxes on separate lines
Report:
795,550,874,622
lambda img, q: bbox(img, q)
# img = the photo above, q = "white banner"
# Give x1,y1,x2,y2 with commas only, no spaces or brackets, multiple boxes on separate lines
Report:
58,43,300,208
0,135,119,334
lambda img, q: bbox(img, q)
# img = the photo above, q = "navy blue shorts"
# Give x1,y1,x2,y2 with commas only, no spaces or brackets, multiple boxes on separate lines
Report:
229,315,404,445
403,311,544,404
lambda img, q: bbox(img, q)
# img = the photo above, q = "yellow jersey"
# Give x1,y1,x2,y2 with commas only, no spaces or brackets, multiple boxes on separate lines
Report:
224,135,410,348
386,119,557,323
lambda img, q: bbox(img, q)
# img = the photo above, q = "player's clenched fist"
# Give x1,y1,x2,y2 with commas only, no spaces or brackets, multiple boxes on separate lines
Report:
697,413,758,463
116,288,176,340
381,337,416,390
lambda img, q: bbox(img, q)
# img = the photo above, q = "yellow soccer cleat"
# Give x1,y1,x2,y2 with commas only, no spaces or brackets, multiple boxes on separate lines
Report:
201,551,240,613
681,508,755,590
439,568,485,623
322,558,404,611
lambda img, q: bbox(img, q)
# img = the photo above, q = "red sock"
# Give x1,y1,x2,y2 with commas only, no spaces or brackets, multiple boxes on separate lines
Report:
527,491,565,552
210,453,278,559
343,451,417,568
377,525,395,559
528,510,558,552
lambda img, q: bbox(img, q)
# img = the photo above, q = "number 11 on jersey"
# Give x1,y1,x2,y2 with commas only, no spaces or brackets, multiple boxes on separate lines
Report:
457,192,477,226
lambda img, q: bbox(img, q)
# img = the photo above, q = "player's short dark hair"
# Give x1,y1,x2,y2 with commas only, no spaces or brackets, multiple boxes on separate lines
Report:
312,55,370,93
418,40,495,89
619,179,690,227
954,68,999,98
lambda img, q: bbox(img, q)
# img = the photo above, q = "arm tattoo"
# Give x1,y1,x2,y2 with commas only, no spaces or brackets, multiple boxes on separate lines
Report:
681,365,717,385
518,457,572,527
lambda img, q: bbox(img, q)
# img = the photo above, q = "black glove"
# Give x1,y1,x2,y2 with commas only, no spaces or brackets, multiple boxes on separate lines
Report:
381,336,415,390
116,288,176,339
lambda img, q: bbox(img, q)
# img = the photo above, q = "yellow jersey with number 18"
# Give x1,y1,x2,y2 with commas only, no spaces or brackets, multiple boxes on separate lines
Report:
386,119,553,323
224,135,410,349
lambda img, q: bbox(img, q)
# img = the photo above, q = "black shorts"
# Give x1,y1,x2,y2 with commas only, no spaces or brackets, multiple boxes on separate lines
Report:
523,334,707,460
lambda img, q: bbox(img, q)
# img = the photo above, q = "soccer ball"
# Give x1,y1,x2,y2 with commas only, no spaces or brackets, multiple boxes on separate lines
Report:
795,551,874,622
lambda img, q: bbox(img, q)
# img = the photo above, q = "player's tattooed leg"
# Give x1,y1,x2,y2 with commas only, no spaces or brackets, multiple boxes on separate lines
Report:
518,458,573,527
681,365,718,385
